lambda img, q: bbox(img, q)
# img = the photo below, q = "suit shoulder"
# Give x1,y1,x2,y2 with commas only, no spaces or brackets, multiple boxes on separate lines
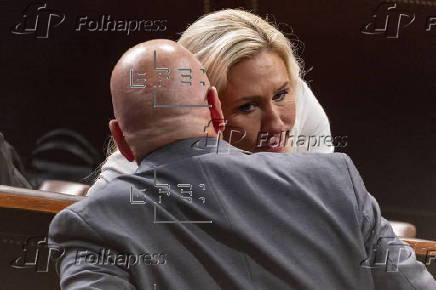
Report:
198,151,349,172
262,152,350,177
65,175,136,216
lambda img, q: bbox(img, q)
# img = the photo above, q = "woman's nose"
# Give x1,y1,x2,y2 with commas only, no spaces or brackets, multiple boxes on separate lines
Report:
261,106,286,133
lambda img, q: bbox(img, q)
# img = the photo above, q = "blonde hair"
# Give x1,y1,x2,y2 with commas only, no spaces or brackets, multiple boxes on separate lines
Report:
106,8,303,155
177,8,303,94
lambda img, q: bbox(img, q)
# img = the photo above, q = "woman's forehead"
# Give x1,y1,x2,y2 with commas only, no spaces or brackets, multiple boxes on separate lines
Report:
224,52,289,96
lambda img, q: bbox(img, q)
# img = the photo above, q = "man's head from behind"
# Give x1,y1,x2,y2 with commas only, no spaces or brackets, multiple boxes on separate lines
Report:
109,39,224,163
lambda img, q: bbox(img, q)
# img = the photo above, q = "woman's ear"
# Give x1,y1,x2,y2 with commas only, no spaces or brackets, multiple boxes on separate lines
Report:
206,87,225,133
108,120,135,162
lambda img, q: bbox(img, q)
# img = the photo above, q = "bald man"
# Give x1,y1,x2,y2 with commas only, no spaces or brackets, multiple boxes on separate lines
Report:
108,39,222,164
48,40,435,290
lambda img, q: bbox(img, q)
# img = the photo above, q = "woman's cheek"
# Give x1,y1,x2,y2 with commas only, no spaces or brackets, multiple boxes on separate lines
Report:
280,103,296,128
240,120,261,150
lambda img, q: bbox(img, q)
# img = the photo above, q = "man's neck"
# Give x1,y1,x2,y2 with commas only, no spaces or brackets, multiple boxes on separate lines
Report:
133,129,220,164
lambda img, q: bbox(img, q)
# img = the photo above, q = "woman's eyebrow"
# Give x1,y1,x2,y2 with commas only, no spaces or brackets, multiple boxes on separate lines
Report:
275,81,290,92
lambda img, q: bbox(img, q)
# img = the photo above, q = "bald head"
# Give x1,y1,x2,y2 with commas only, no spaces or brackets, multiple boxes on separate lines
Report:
109,39,223,162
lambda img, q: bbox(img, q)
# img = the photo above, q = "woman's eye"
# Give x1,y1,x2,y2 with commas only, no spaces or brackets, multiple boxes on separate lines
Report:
273,90,289,101
238,103,256,113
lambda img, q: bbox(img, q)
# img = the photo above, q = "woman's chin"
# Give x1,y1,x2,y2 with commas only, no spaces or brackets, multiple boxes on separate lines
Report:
255,145,288,153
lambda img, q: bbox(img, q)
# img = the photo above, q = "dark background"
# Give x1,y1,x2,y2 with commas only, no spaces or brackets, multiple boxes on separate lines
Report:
0,0,435,238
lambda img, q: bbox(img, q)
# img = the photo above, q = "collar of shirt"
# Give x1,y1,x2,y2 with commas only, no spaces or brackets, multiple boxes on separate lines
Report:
137,136,244,172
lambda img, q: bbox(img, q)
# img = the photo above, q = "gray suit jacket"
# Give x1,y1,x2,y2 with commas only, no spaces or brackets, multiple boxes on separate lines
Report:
48,137,436,290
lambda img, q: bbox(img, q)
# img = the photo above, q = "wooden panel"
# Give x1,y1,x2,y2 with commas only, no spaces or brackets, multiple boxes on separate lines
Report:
402,238,436,256
0,185,83,214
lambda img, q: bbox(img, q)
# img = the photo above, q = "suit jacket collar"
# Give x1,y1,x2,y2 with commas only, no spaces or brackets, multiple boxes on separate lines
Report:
137,136,243,171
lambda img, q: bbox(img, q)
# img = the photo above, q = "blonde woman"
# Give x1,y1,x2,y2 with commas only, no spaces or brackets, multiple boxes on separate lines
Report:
88,8,333,195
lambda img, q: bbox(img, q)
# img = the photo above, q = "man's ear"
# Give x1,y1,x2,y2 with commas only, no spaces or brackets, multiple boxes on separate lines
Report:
108,119,135,162
206,86,225,133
